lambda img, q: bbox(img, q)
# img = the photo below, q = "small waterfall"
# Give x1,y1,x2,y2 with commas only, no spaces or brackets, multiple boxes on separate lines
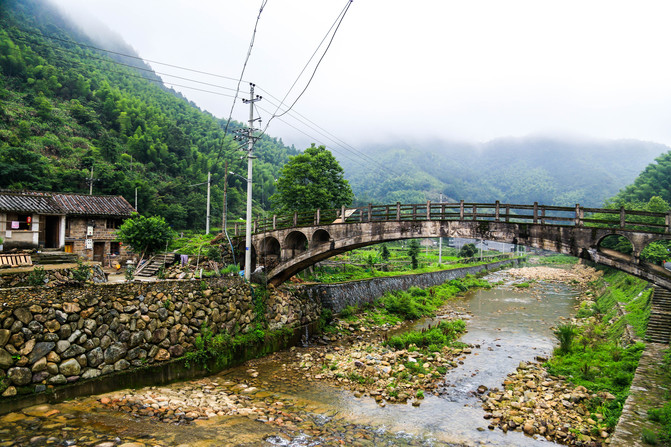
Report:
301,325,309,347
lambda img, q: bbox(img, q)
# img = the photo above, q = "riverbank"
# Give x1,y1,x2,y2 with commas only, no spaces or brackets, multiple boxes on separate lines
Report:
483,265,653,446
0,263,601,446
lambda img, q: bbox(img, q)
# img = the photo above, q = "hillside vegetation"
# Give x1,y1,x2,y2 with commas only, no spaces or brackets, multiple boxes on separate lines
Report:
344,138,669,207
0,0,297,230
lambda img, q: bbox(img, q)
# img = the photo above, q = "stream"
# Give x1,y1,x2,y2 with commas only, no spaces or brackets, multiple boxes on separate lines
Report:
0,270,579,446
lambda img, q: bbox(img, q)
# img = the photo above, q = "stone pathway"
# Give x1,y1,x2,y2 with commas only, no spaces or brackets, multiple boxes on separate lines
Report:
611,342,670,446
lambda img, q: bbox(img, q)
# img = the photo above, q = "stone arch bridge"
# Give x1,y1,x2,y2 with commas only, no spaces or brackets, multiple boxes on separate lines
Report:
230,201,671,288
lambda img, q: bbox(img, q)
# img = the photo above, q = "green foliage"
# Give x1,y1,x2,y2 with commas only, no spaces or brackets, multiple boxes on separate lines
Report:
71,258,91,283
407,239,421,269
385,320,466,350
546,270,649,429
26,266,46,286
271,144,353,212
459,243,478,258
343,138,666,208
0,2,298,229
554,324,577,355
116,213,175,257
380,244,390,262
124,264,135,282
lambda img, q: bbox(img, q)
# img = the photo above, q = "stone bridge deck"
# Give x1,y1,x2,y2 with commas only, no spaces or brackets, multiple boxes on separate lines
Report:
229,201,671,287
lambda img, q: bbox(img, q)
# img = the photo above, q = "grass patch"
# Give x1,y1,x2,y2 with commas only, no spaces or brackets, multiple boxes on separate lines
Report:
545,269,650,429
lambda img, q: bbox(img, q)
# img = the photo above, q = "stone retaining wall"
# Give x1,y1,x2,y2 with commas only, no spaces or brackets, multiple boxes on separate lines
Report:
306,258,523,313
0,278,320,400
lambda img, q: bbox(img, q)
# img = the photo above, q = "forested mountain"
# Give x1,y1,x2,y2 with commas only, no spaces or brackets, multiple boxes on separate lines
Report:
343,137,669,208
0,0,297,230
610,151,671,206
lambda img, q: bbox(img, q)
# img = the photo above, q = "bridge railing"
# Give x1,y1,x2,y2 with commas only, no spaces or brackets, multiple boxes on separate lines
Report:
233,201,671,236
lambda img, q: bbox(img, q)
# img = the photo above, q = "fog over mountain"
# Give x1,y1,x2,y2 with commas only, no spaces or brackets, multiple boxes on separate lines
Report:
342,136,670,207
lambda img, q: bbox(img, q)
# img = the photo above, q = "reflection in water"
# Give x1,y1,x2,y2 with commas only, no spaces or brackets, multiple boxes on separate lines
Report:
0,271,577,446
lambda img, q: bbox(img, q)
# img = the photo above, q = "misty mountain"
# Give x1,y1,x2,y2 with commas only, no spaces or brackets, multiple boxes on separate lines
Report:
342,137,669,208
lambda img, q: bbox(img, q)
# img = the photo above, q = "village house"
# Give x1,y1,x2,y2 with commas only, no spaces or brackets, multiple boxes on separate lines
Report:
0,190,135,264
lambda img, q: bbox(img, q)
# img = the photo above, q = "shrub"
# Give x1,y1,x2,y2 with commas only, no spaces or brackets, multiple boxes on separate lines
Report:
26,266,47,286
554,323,577,355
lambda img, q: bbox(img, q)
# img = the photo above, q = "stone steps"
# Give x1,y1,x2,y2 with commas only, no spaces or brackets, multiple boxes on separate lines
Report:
135,253,175,277
647,286,671,344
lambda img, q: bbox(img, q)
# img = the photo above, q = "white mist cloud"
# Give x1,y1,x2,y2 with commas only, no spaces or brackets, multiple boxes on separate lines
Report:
50,0,671,149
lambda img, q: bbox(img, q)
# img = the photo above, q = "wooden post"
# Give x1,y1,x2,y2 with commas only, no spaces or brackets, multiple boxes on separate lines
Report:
575,204,580,227
533,202,538,224
495,201,500,222
441,203,445,220
505,205,510,223
667,211,671,233
273,214,277,230
396,202,401,220
472,204,477,221
620,206,626,229
540,207,545,225
234,222,239,236
426,200,431,220
368,203,372,222
360,207,364,222
316,209,321,226
385,205,390,221
412,204,417,220
459,200,464,220
341,205,346,223
293,211,297,226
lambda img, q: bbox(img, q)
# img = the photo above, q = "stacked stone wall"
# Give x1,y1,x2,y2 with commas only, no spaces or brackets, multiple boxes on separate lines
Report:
0,278,320,399
306,258,523,313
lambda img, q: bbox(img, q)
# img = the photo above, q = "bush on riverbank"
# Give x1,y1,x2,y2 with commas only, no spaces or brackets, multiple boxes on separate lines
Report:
545,268,650,430
385,320,466,351
325,275,490,333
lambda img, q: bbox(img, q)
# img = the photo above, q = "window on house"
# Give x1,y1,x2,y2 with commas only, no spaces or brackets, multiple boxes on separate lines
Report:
110,242,120,255
106,218,122,229
5,213,31,230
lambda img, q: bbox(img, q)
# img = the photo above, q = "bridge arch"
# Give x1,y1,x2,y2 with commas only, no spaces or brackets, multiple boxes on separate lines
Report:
258,236,281,270
311,229,331,248
241,202,671,288
284,231,309,259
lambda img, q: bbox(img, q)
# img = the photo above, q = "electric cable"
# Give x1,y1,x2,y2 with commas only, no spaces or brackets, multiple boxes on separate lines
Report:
262,0,352,134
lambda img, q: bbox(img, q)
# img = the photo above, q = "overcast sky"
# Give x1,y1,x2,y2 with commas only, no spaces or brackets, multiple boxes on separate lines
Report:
50,0,671,150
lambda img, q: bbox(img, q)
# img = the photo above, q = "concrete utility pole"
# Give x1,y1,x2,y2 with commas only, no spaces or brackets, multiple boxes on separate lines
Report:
222,161,228,234
89,166,94,195
242,83,262,281
439,193,443,265
206,171,211,234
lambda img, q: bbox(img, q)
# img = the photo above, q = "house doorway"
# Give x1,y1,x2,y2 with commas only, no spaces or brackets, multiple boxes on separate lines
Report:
44,216,60,249
93,242,105,263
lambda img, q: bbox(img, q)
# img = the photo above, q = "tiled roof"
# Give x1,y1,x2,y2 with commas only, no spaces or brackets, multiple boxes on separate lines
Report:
0,190,135,217
0,191,62,214
52,193,135,217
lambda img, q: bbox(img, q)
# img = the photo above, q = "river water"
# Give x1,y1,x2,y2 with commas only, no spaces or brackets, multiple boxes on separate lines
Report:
0,271,578,446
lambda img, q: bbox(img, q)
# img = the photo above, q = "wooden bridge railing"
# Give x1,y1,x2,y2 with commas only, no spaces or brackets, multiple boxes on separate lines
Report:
229,201,671,237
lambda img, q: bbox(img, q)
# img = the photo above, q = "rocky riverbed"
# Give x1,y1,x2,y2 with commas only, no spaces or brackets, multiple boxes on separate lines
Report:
0,264,601,446
480,361,613,446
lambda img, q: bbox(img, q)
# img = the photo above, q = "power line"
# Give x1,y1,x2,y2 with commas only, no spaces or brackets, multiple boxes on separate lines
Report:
13,34,240,94
258,94,403,177
10,16,400,179
217,0,270,164
12,26,243,82
263,0,353,132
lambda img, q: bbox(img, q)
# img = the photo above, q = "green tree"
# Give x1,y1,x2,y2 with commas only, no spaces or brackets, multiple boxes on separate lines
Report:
116,213,175,260
459,243,477,258
407,239,421,269
380,244,390,262
271,144,354,212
